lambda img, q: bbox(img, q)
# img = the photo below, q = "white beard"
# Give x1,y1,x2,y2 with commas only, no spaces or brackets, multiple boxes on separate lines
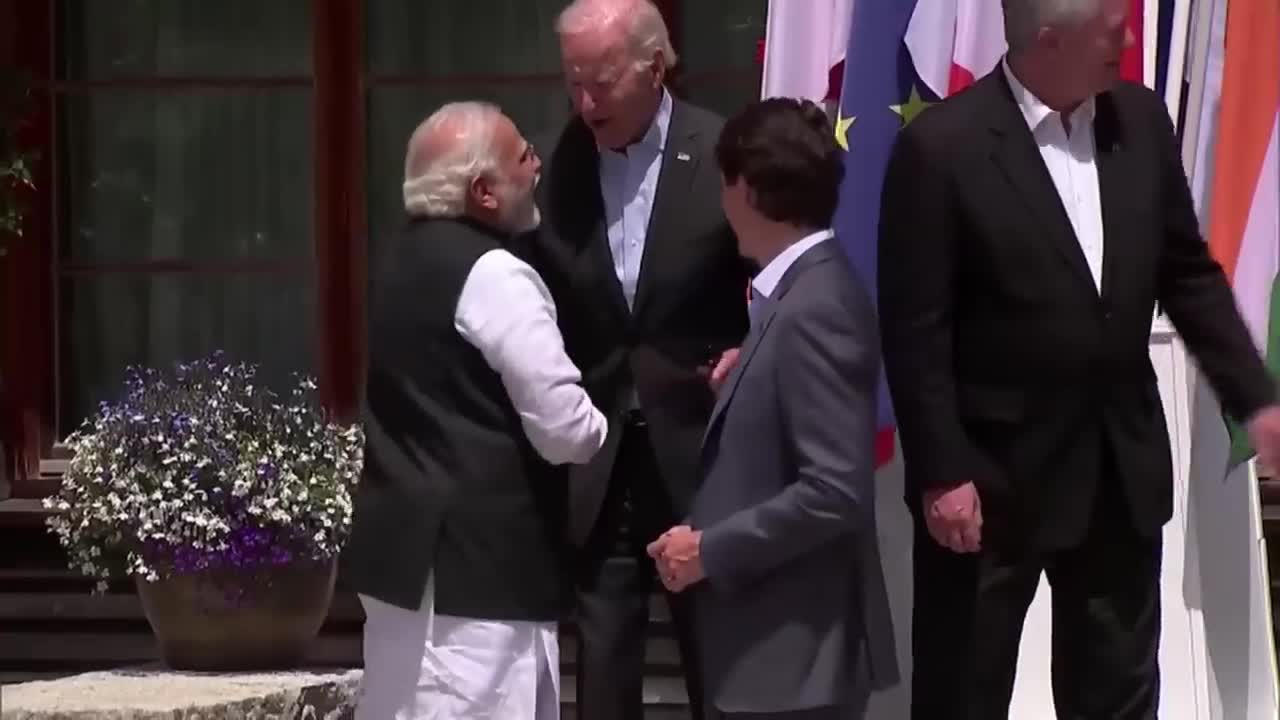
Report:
499,175,541,233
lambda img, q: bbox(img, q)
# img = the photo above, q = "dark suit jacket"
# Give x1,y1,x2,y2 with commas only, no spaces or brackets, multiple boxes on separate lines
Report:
878,70,1276,552
516,97,750,544
690,240,898,713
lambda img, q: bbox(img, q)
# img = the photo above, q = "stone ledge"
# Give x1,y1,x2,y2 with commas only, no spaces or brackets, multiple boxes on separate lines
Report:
0,667,361,720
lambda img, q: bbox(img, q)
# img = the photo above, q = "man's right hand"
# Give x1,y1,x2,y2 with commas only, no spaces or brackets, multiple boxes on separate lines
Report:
923,482,983,554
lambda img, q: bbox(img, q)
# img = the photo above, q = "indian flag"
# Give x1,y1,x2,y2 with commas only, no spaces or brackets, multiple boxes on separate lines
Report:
1205,0,1280,466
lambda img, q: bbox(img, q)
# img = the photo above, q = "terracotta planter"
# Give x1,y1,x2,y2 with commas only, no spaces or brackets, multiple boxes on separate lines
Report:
135,558,337,671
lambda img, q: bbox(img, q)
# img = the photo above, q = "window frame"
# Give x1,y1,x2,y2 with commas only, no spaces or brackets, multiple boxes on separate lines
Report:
2,0,368,496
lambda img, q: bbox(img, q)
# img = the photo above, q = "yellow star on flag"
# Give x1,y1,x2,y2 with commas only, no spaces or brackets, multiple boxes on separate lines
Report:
891,85,935,127
834,110,856,151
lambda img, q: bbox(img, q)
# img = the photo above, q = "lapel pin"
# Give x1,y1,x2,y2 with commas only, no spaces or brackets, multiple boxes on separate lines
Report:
676,151,691,162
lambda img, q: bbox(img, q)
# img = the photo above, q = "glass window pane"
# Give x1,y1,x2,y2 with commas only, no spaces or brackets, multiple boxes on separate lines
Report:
680,74,763,118
59,273,316,437
678,1,768,73
60,91,314,263
367,1,563,77
61,0,312,79
365,84,570,262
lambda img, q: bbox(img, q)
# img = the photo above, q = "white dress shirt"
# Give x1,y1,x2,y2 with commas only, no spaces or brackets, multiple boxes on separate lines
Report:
598,88,673,309
1002,59,1106,293
454,248,607,465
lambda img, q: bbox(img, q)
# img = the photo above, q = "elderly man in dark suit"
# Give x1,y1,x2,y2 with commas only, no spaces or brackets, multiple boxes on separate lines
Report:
514,0,751,717
878,0,1280,717
648,97,899,720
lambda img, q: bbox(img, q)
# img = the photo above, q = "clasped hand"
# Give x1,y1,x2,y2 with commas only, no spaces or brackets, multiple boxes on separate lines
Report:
923,481,983,554
645,525,705,593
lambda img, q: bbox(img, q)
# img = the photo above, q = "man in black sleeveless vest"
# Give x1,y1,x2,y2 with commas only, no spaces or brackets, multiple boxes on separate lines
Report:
513,1,751,717
341,101,608,720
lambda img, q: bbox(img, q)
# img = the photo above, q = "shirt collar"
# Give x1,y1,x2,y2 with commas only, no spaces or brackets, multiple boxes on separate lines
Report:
1001,57,1096,135
752,229,834,299
601,87,672,155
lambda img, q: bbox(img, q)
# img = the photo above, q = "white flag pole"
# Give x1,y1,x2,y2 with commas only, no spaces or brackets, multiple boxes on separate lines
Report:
1180,0,1218,173
1164,0,1195,125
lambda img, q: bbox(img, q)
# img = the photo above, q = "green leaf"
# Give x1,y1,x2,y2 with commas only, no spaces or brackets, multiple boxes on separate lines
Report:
1225,274,1280,469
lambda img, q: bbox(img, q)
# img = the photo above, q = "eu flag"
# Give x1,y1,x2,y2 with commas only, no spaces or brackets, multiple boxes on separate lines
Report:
833,0,939,467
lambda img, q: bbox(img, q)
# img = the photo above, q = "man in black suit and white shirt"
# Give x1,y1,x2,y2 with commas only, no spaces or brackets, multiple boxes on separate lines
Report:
514,0,750,716
878,0,1280,717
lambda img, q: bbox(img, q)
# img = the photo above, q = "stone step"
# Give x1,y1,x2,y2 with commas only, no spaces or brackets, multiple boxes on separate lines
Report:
0,590,674,625
0,630,682,675
561,673,691,711
0,669,692,719
561,707,691,720
0,589,680,666
0,668,363,720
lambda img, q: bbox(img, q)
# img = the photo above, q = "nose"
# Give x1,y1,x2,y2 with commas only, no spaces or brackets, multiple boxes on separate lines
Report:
532,153,543,174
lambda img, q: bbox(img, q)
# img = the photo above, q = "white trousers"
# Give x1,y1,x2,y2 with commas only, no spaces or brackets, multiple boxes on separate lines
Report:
355,578,559,720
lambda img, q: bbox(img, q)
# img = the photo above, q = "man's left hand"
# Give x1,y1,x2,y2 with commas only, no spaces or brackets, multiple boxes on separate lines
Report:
646,525,705,592
1248,404,1280,475
708,348,740,392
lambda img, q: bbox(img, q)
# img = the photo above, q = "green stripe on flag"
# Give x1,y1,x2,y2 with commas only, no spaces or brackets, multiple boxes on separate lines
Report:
1226,273,1280,468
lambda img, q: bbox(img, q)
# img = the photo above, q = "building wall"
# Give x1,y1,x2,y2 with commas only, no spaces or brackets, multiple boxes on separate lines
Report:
0,0,767,491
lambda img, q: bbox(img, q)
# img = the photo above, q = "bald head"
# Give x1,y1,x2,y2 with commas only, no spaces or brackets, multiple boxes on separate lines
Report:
402,102,542,232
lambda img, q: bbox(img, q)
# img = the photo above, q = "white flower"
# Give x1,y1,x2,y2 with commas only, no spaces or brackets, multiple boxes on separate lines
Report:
47,364,364,585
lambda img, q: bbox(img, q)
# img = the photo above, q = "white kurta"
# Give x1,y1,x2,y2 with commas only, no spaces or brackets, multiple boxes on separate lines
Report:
356,578,560,720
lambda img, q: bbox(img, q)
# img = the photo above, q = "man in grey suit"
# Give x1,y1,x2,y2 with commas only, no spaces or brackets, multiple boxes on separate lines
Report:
646,98,899,719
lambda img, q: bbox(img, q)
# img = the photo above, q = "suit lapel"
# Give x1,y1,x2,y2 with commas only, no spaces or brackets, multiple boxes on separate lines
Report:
985,73,1098,295
700,242,837,450
633,99,700,317
702,299,776,448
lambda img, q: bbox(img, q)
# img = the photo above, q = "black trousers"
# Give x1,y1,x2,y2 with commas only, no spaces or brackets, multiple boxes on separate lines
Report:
575,415,705,720
910,481,1162,720
714,707,854,720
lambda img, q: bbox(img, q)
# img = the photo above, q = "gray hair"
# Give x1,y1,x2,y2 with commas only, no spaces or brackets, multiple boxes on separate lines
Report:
402,101,503,218
556,0,679,70
1002,0,1102,52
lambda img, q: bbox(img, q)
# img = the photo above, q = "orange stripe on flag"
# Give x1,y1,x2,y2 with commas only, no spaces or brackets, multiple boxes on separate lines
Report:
1206,0,1280,281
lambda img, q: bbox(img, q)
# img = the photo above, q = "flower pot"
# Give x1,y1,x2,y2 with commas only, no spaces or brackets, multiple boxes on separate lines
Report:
135,557,337,671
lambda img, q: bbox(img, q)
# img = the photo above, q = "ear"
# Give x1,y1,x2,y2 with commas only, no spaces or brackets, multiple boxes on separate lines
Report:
650,50,667,90
469,174,499,212
743,183,762,212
